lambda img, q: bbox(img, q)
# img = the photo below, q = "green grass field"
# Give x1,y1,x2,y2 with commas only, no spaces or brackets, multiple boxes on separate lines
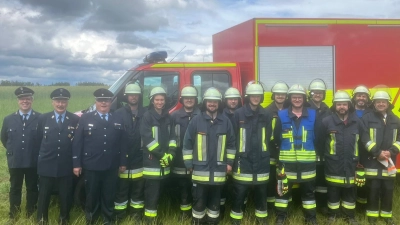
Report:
0,86,398,224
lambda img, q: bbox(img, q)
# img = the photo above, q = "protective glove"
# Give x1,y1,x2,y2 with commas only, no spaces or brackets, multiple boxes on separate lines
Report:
355,164,366,187
276,163,289,196
160,153,173,167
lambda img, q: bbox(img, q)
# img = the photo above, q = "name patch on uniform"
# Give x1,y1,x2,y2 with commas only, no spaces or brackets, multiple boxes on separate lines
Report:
239,121,245,124
44,127,49,130
114,123,121,126
88,124,93,127
329,130,337,133
198,132,206,135
68,126,75,130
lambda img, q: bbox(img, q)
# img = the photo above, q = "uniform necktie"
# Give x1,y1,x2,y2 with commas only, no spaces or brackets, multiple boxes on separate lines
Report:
23,114,28,122
58,115,63,129
101,114,107,121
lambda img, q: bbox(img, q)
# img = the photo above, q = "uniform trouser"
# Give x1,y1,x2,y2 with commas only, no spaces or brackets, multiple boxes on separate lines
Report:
267,165,276,207
230,182,268,221
366,179,395,219
175,176,192,212
192,183,221,224
315,164,327,209
37,175,73,224
356,185,368,206
327,185,356,218
9,167,38,218
84,169,119,224
144,179,162,219
275,181,316,220
114,177,145,218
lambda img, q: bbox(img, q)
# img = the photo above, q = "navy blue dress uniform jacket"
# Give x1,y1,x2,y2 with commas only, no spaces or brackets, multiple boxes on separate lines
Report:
1,110,41,168
36,111,79,177
72,111,128,171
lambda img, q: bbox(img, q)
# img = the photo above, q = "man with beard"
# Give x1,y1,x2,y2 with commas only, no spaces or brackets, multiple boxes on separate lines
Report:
1,87,40,224
223,87,242,129
230,83,271,225
320,91,368,225
351,85,372,209
265,81,289,209
220,87,241,217
72,88,128,225
114,84,147,221
361,91,399,225
170,86,200,221
36,88,79,225
274,84,319,225
307,79,331,214
140,87,176,224
183,87,236,225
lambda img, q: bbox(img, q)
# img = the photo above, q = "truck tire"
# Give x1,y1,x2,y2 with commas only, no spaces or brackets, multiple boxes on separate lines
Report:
74,177,86,210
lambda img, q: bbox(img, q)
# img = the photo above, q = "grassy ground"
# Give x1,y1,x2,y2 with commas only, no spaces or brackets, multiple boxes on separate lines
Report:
0,86,398,224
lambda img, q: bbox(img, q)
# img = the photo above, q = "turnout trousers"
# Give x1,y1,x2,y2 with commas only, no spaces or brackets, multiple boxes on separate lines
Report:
315,164,327,209
84,169,119,224
327,185,356,218
9,168,38,218
114,178,145,219
366,179,395,219
275,181,316,220
230,182,268,222
267,165,276,208
37,175,73,224
192,183,221,224
144,179,162,220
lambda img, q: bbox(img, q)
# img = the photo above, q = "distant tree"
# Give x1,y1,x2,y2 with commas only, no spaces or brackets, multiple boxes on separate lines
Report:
0,80,34,86
76,82,107,86
48,82,70,86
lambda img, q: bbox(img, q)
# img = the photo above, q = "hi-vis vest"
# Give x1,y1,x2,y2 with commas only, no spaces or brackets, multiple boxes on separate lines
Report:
278,108,316,163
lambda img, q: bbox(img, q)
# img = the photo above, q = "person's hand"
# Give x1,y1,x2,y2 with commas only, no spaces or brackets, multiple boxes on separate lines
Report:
119,166,126,173
226,165,232,174
383,150,391,158
73,167,82,177
378,151,388,160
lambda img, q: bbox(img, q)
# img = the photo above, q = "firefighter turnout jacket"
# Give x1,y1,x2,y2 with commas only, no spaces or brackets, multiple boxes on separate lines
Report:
140,107,176,179
170,107,200,176
265,102,281,166
115,105,147,179
183,112,236,184
361,110,400,179
308,101,331,162
275,107,317,182
320,112,368,186
232,103,271,184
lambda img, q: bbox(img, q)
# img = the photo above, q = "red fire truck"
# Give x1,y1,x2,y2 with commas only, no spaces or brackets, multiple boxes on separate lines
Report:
83,18,400,173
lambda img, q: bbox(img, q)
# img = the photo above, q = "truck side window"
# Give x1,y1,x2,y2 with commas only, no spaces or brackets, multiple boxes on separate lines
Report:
143,71,179,110
192,72,231,102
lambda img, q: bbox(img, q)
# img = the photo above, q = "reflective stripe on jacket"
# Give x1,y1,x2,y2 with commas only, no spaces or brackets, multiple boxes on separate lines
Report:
276,107,317,183
361,110,400,179
321,112,367,187
232,104,271,184
183,112,236,185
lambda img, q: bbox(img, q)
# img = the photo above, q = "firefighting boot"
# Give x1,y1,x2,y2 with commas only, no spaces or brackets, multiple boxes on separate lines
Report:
180,210,192,222
367,217,377,225
346,217,359,225
305,217,318,225
255,217,268,225
384,218,395,225
230,218,241,225
275,216,287,225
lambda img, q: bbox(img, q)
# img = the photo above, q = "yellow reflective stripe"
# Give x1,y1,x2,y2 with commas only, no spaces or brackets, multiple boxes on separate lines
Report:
169,140,177,147
230,211,243,219
239,128,246,153
218,135,226,161
326,175,355,184
192,175,210,182
301,171,316,179
119,173,129,178
366,210,379,217
328,202,340,209
380,211,392,218
175,124,181,148
130,201,144,209
151,63,237,68
214,177,226,182
270,118,276,140
197,134,203,161
255,210,268,218
370,128,376,142
330,133,336,155
302,126,307,143
145,209,157,217
131,172,143,179
183,155,193,160
233,173,253,181
342,201,355,209
180,204,192,211
393,141,400,151
355,134,359,156
302,200,316,209
262,127,267,151
365,168,378,176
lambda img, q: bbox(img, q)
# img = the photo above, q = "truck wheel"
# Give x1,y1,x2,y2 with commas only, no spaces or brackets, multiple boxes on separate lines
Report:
74,177,86,210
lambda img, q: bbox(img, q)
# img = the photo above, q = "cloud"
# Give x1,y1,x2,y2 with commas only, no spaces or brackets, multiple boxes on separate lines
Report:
0,0,399,86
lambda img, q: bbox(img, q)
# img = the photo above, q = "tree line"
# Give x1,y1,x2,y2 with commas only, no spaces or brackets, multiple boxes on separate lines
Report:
0,80,107,86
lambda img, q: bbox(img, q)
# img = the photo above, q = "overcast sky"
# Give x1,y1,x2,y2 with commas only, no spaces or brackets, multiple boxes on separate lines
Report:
1,0,399,85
